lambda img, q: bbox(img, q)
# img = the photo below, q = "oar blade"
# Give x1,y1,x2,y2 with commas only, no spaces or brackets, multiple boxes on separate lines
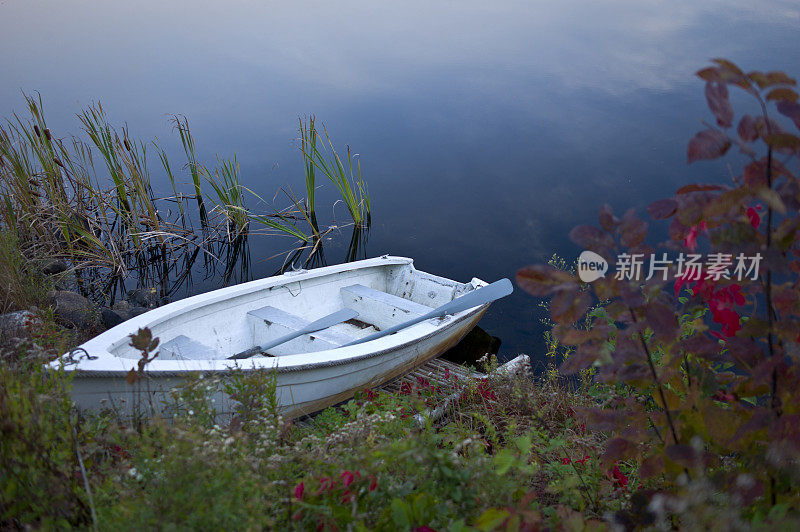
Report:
342,278,512,347
434,278,513,316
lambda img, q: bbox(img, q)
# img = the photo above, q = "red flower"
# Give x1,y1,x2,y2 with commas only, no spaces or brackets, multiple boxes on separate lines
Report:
368,475,378,492
341,489,354,504
444,368,450,380
609,464,629,490
477,380,497,401
317,477,333,494
561,457,571,465
683,279,743,338
746,207,761,229
413,527,437,532
400,382,412,395
712,390,736,403
340,470,359,488
294,482,304,500
575,455,590,465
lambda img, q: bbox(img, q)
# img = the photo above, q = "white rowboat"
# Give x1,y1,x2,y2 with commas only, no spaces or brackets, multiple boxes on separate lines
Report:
51,256,507,418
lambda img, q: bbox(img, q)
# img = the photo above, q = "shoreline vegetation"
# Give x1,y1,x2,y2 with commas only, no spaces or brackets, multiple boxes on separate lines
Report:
0,96,370,313
4,59,800,529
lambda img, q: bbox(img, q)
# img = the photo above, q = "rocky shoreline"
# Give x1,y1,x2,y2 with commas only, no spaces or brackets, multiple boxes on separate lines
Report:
0,258,163,347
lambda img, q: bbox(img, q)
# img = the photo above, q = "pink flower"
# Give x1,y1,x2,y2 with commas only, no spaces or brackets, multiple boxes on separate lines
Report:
684,221,707,251
746,207,761,229
294,482,304,500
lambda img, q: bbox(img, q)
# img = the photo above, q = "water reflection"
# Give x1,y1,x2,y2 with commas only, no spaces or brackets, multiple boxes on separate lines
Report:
3,0,800,362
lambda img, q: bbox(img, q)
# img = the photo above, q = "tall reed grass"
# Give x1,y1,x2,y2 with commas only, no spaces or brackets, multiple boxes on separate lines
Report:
299,118,371,228
1,97,306,303
1,96,373,307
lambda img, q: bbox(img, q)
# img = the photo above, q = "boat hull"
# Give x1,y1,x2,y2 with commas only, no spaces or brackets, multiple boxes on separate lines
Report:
52,256,492,419
68,306,486,419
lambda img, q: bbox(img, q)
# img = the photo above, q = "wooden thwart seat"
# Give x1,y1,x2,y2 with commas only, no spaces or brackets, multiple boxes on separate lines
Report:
159,335,218,360
340,284,432,330
247,305,355,355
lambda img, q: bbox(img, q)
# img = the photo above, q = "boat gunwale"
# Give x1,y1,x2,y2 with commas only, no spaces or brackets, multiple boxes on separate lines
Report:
51,256,487,376
62,302,489,378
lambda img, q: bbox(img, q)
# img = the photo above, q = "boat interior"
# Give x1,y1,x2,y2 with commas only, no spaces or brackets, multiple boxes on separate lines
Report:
112,263,477,361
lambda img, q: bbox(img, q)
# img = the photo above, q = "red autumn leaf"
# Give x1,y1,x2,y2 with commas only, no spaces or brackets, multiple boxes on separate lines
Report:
738,114,758,142
677,334,724,362
687,129,731,163
676,183,726,194
755,116,785,141
763,70,797,87
598,203,617,231
647,198,677,220
766,87,799,102
619,213,648,247
559,343,601,375
646,302,679,342
777,100,800,131
665,444,699,468
554,324,614,345
602,437,638,466
516,265,574,297
550,286,591,325
746,207,761,229
712,58,745,76
568,224,614,250
705,81,734,128
639,454,664,479
743,159,768,187
747,70,796,89
765,133,800,153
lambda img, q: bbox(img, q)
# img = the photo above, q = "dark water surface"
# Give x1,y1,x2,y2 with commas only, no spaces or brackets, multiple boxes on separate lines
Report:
3,1,800,362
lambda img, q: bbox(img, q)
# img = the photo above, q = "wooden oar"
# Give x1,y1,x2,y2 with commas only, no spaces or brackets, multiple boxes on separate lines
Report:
228,308,359,360
341,278,513,347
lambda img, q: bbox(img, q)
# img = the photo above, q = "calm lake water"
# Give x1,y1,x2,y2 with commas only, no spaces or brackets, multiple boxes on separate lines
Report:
3,1,800,363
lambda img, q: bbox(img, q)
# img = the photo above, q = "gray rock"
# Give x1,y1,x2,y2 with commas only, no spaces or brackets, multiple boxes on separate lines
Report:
47,290,95,329
112,300,131,314
42,259,69,276
0,310,41,341
128,306,149,318
127,288,160,308
101,308,124,329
